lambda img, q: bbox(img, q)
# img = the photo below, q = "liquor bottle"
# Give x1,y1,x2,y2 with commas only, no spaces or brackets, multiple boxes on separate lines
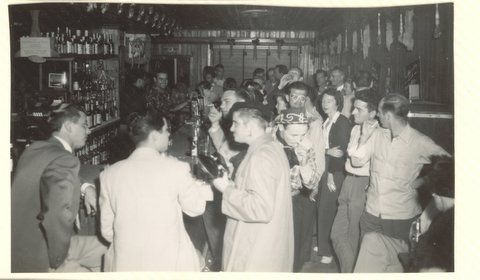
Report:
95,100,103,126
108,34,114,55
92,33,98,55
103,33,110,55
74,30,80,54
85,98,93,128
66,28,73,54
103,98,109,122
112,98,118,118
84,30,91,55
55,27,61,54
97,33,104,55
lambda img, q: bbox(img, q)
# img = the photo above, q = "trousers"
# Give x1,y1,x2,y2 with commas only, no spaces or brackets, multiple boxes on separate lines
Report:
53,235,107,272
202,188,226,270
292,190,316,272
316,170,345,256
331,175,368,272
354,211,416,272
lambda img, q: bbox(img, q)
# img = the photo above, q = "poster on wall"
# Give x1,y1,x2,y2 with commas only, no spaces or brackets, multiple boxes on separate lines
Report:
405,58,420,100
124,33,151,65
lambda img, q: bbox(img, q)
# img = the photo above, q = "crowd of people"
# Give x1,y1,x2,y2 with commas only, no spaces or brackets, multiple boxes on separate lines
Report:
11,63,454,273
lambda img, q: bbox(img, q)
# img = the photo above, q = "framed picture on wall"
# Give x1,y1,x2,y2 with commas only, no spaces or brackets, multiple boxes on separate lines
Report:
405,58,421,100
48,73,66,89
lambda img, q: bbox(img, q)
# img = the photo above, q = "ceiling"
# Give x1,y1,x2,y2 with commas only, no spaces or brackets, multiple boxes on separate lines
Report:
9,3,347,35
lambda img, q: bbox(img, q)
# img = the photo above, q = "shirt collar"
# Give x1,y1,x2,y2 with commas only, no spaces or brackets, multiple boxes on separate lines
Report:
336,84,344,91
395,124,414,143
328,111,341,124
54,136,73,153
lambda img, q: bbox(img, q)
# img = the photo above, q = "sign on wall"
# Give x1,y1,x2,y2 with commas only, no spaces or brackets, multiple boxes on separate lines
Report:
124,33,151,65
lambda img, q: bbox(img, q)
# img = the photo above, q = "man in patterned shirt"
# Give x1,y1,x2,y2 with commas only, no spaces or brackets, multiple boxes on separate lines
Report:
147,71,173,115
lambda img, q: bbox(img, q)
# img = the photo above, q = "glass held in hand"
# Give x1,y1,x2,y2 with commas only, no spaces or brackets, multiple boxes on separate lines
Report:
409,218,421,251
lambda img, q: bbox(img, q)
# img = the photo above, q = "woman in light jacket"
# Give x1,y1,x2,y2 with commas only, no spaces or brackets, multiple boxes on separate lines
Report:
99,112,213,271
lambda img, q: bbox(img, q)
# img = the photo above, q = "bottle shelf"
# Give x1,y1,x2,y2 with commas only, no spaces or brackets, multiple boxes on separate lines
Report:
59,54,118,60
89,117,120,133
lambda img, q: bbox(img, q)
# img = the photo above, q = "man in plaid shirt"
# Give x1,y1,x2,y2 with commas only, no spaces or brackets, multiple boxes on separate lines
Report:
272,107,321,272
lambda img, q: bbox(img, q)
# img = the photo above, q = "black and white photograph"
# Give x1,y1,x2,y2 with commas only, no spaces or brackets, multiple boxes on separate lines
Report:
5,0,467,276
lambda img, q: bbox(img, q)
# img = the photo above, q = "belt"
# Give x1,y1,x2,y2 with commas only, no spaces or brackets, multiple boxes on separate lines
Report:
346,171,368,178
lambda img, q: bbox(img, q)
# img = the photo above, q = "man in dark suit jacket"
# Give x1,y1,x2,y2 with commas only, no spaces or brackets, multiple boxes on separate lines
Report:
11,104,106,272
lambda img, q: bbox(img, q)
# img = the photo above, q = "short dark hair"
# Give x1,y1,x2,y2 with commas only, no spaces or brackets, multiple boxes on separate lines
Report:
203,66,215,78
315,69,328,78
381,93,409,121
355,71,373,88
355,89,379,112
276,64,288,75
331,66,345,76
214,63,224,70
253,68,265,78
323,88,344,112
224,88,249,103
288,81,309,96
224,77,237,90
236,88,256,103
289,67,304,78
48,104,84,133
233,107,268,129
128,111,168,146
155,70,168,78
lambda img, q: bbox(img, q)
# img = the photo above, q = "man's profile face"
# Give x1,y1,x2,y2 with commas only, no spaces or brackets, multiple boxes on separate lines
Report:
231,112,249,143
220,90,240,116
69,112,89,149
155,73,168,89
352,99,372,125
288,69,302,82
330,70,344,87
288,88,307,109
316,73,327,87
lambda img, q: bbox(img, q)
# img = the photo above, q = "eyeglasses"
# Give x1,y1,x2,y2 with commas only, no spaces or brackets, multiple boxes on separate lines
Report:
290,95,306,102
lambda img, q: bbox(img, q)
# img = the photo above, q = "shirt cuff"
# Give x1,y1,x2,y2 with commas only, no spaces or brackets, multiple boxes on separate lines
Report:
209,123,221,133
81,183,95,196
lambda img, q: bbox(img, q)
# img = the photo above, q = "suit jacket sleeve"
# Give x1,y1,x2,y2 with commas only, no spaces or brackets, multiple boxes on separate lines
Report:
177,161,213,217
39,154,80,269
222,149,277,223
99,169,114,243
328,116,351,173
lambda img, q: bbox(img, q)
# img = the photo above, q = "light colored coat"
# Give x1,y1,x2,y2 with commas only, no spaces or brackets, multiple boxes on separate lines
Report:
221,134,294,272
99,147,212,271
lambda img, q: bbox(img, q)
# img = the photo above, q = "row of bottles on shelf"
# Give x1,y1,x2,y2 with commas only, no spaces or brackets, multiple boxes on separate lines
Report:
76,126,119,165
70,60,119,129
175,29,316,39
81,95,119,129
73,61,115,92
40,27,115,56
